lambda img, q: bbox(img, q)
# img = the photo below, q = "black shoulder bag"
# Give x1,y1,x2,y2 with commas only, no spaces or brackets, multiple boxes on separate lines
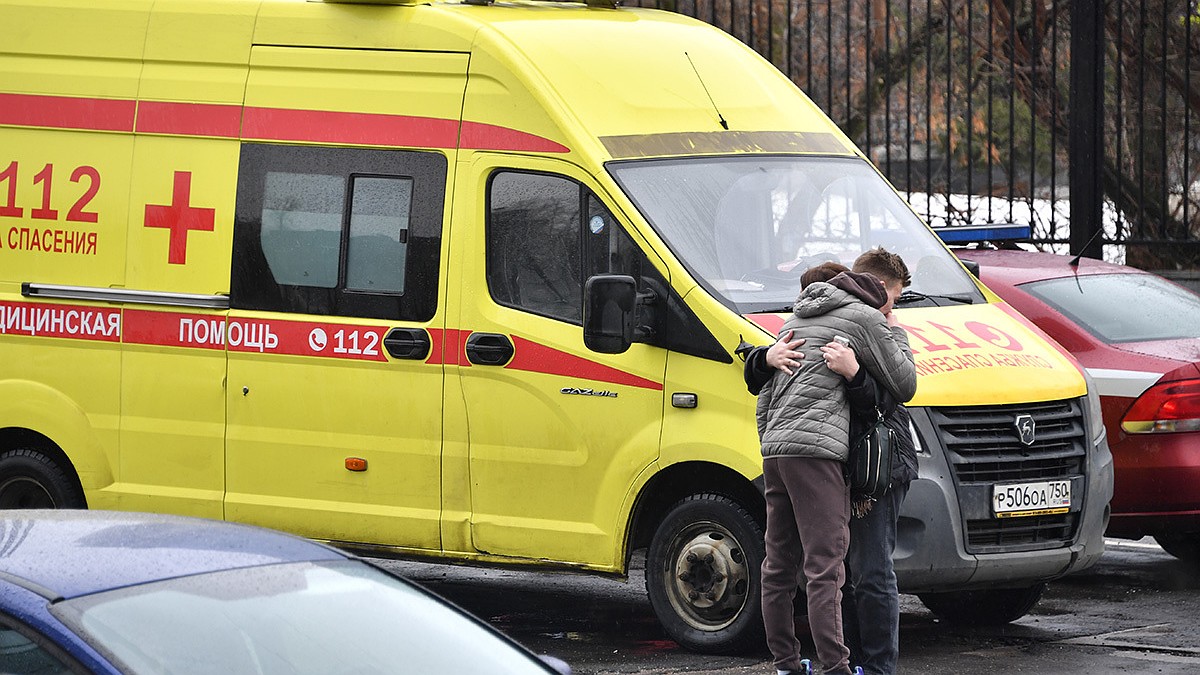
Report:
846,380,896,501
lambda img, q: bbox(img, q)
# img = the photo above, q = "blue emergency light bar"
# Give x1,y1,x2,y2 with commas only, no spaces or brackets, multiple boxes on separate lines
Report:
932,224,1032,245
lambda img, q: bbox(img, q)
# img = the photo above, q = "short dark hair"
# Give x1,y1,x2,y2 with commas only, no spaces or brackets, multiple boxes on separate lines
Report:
852,247,911,287
800,261,849,288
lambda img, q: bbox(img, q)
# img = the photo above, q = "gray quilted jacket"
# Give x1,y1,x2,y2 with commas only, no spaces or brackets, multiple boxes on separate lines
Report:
756,280,917,462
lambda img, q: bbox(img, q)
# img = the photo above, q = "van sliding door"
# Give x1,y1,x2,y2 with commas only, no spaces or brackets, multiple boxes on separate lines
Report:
223,47,466,549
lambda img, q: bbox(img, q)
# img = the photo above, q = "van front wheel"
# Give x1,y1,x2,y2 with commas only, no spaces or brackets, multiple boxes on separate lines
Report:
645,494,765,654
0,448,85,509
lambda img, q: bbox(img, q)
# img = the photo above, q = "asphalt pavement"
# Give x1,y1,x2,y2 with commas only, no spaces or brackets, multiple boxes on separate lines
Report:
375,538,1200,674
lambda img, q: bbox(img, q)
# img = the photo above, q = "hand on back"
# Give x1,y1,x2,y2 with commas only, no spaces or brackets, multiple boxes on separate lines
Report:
766,330,805,375
821,339,860,380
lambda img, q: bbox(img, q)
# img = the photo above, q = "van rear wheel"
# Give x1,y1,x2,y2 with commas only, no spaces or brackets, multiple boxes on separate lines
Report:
645,493,765,654
918,583,1045,625
0,448,85,509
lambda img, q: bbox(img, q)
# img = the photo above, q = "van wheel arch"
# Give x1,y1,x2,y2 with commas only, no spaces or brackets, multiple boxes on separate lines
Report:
627,462,764,554
0,430,87,509
629,463,765,654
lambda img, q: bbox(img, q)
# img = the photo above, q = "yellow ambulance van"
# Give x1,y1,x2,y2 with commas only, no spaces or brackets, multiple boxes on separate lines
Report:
0,0,1111,653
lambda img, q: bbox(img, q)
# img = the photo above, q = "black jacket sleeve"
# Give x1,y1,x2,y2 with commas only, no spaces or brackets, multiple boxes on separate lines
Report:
743,345,775,395
845,367,899,427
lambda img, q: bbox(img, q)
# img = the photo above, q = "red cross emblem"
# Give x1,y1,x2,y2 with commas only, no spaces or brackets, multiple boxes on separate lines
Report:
144,171,215,265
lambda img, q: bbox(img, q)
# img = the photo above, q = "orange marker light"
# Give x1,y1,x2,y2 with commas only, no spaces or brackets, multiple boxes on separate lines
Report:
345,457,368,472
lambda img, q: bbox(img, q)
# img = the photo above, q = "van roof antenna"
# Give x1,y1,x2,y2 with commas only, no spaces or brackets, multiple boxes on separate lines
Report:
685,52,728,130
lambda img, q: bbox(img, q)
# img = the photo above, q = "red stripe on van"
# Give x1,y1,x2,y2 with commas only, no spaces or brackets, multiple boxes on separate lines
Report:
0,301,121,342
0,93,135,132
745,313,786,336
123,309,396,362
242,107,463,148
0,93,568,151
460,120,570,154
427,328,472,367
124,309,227,350
136,101,242,137
506,335,663,390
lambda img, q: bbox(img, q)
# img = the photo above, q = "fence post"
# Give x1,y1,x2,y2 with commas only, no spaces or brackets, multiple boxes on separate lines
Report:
1069,0,1105,259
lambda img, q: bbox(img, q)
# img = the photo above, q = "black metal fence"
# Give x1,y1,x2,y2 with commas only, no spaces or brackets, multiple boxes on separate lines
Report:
631,0,1200,270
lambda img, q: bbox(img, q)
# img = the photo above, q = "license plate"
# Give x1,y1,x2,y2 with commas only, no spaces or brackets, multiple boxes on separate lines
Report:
992,480,1071,518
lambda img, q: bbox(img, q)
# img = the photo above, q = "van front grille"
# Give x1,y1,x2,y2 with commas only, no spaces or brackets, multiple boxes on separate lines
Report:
929,398,1087,554
953,455,1082,483
966,513,1081,552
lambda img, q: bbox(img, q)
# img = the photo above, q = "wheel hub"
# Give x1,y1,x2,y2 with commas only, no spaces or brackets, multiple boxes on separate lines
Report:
667,526,750,629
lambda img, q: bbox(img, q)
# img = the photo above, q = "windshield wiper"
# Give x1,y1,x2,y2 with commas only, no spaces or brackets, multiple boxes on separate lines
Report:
896,290,975,306
751,306,797,314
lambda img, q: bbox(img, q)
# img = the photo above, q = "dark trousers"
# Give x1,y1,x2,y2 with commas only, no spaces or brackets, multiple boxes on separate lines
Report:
761,456,851,675
842,481,909,675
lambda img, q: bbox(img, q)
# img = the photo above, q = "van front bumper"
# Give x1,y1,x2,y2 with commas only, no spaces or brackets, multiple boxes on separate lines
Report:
895,404,1113,594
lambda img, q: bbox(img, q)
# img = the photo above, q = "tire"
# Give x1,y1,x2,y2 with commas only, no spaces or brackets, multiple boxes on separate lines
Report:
1154,533,1200,564
0,447,85,509
645,493,765,654
918,583,1046,625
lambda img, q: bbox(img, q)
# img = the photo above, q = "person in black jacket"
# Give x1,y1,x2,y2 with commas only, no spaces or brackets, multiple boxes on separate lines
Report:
744,252,917,675
824,318,916,675
835,249,918,675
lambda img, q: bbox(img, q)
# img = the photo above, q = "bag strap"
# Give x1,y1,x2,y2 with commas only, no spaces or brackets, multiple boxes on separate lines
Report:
868,374,886,423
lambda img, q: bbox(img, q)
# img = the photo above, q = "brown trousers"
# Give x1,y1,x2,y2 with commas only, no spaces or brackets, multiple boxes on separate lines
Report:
761,456,851,675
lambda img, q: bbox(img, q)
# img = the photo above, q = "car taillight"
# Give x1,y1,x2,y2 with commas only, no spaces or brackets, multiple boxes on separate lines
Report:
1121,378,1200,433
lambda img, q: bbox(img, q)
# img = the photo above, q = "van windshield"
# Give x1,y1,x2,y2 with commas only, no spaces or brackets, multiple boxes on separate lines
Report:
608,156,982,314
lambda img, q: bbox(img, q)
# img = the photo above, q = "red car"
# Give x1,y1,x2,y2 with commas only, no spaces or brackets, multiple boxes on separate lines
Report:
950,245,1200,562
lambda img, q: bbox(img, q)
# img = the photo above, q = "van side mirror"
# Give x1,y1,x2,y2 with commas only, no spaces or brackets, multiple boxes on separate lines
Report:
961,259,981,278
584,275,637,354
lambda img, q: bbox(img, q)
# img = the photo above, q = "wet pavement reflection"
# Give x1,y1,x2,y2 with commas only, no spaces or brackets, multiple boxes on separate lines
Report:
375,539,1200,674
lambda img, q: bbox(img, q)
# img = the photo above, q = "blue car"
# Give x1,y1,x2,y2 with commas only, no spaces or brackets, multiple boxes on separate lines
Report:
0,510,570,674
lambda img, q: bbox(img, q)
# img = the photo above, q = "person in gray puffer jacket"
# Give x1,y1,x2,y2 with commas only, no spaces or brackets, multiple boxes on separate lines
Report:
757,256,916,675
756,273,916,461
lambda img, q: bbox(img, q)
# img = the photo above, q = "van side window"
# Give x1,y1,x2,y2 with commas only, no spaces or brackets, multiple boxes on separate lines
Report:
260,172,343,289
487,171,641,324
585,193,642,282
347,176,412,294
231,144,444,321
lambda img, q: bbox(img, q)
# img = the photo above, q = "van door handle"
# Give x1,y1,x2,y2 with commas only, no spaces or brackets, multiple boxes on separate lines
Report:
383,327,431,360
465,332,514,366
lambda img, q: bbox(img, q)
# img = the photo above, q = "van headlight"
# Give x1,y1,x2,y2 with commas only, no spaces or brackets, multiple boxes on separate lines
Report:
1081,368,1106,444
